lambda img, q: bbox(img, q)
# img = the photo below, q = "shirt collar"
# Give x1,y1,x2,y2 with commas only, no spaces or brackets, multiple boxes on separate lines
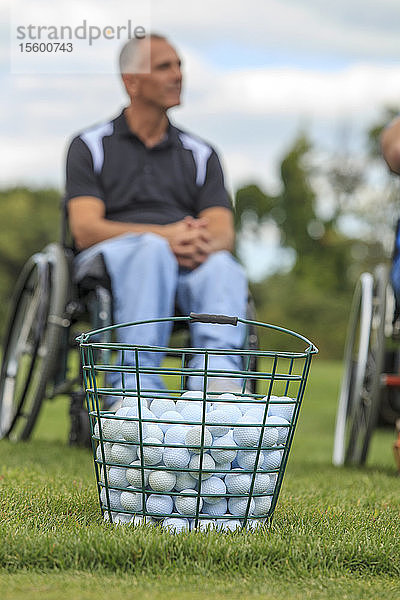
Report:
114,109,180,149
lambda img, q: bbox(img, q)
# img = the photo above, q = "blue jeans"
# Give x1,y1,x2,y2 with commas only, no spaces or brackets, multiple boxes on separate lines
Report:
75,233,248,393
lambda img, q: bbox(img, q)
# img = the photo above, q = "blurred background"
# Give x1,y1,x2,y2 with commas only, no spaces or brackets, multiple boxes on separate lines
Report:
1,0,400,357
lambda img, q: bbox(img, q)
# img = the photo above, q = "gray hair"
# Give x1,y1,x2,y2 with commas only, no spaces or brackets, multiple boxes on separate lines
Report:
119,33,167,75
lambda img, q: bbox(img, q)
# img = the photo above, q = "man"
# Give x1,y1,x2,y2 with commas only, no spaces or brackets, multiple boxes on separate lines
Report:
65,33,248,399
381,118,400,305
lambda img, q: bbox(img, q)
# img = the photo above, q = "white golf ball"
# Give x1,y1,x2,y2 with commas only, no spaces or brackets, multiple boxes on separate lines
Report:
150,398,176,418
232,414,261,449
110,443,137,465
107,466,130,488
148,470,176,493
206,410,231,437
125,460,150,488
200,476,226,504
174,470,197,492
175,489,203,516
185,425,213,454
162,517,190,533
202,497,228,517
146,494,173,516
164,425,188,445
121,419,148,443
228,496,255,517
121,396,149,410
266,473,277,494
253,472,271,494
137,437,163,466
194,518,218,531
96,442,112,463
267,396,295,422
163,446,191,469
236,450,264,471
112,512,134,525
120,488,144,512
253,495,272,516
210,432,237,463
261,419,279,447
102,416,124,441
245,518,268,530
146,422,164,442
100,488,123,511
265,416,290,445
262,450,282,471
188,453,216,480
225,469,251,495
158,410,182,433
181,404,203,423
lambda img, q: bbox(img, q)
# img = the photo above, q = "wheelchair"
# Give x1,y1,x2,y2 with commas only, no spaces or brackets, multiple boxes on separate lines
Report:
332,262,400,466
0,211,259,446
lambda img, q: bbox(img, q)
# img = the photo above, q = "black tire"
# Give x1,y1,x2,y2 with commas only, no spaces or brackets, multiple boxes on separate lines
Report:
0,243,70,440
333,266,388,466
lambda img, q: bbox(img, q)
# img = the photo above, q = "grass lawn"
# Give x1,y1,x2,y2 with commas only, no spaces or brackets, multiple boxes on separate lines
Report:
1,359,400,599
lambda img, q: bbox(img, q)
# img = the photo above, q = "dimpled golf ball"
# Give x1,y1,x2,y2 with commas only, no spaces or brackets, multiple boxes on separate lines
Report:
111,443,137,465
150,398,176,418
225,469,251,495
137,437,164,465
164,425,188,445
210,432,237,463
174,470,197,491
267,396,295,421
232,415,261,448
120,488,144,512
102,415,124,441
121,396,148,410
125,460,150,488
253,495,272,516
246,518,268,530
185,425,212,453
121,419,148,443
188,453,215,480
96,442,112,463
214,461,232,478
148,469,176,492
175,489,203,515
266,473,277,494
158,410,182,433
215,400,242,424
162,517,190,533
100,488,123,511
228,496,255,517
112,512,133,525
181,404,203,423
266,416,290,444
262,450,282,471
107,466,130,488
216,518,242,532
163,446,191,469
200,476,226,504
261,419,279,447
206,409,231,437
202,497,228,517
146,422,164,442
146,494,173,516
236,449,264,470
253,472,271,494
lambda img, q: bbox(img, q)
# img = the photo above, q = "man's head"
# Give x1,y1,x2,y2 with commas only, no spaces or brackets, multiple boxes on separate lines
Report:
119,34,182,111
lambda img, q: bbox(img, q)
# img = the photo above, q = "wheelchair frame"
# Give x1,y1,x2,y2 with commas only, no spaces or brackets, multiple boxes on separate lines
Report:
0,224,259,444
332,263,400,466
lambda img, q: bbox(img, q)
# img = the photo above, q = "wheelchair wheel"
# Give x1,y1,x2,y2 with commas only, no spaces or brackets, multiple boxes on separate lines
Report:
0,243,70,441
332,266,388,466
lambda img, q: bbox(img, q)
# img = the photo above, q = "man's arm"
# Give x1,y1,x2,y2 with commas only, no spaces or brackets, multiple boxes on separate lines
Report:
381,117,400,174
68,195,214,269
198,206,235,253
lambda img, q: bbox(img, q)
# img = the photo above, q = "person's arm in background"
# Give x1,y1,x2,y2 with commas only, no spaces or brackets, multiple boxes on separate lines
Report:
381,117,400,174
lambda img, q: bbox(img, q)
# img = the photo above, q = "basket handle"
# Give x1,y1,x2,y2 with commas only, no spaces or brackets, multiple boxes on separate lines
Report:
189,312,238,325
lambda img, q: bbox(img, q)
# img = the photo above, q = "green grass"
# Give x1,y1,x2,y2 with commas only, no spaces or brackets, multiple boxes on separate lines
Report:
1,360,400,599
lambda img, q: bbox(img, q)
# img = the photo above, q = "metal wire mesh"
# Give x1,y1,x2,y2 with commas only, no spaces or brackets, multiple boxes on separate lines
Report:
78,313,317,531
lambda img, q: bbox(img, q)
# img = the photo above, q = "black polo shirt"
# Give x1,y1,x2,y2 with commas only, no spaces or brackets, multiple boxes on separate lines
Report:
65,110,232,225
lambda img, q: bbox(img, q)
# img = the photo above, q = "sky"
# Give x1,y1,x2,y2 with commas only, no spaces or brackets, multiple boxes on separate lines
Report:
1,0,400,277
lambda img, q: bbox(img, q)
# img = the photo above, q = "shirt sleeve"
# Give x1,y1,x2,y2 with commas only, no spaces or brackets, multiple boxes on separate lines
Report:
196,149,232,212
65,136,105,202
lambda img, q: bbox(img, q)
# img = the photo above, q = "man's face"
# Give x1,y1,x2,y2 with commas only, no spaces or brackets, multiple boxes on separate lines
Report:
129,38,182,110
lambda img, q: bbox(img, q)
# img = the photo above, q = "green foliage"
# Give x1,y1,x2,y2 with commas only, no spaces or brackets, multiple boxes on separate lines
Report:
0,187,60,331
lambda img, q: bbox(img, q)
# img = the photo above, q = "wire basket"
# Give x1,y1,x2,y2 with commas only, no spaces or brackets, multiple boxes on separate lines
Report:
77,313,318,532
